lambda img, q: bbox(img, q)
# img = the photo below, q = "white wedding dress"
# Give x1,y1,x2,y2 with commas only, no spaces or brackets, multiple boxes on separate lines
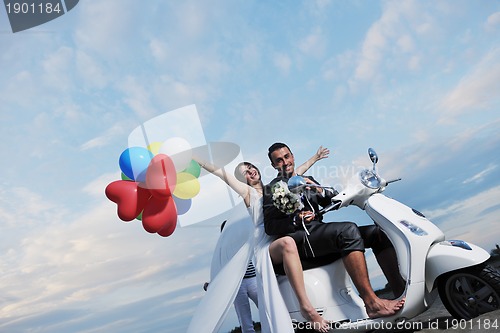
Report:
187,187,293,333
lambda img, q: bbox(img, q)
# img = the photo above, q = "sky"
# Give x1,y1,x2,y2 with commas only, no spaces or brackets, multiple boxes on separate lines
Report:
1,0,499,332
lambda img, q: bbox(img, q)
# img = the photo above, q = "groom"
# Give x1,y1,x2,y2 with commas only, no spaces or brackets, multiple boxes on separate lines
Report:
263,142,405,318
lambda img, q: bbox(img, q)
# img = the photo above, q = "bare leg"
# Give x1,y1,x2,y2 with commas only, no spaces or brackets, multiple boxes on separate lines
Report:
269,237,330,333
375,248,406,298
342,251,405,318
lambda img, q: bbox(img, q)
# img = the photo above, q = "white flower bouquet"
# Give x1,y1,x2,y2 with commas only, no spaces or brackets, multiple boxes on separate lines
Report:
271,180,304,215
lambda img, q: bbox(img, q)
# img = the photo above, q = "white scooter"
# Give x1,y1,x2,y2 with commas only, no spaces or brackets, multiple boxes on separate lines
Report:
278,148,500,331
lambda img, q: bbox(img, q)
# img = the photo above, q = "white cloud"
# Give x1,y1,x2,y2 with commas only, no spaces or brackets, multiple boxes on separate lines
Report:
74,0,139,58
485,11,500,32
463,164,497,184
79,123,127,151
397,34,415,53
0,184,219,329
273,52,292,74
118,76,157,119
41,46,74,90
298,27,327,58
75,50,109,89
149,38,169,63
172,1,208,40
424,185,500,250
353,7,391,82
407,54,421,71
439,47,500,120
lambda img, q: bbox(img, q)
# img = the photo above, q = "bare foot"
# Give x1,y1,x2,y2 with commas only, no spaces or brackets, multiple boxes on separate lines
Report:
301,306,331,333
365,297,405,318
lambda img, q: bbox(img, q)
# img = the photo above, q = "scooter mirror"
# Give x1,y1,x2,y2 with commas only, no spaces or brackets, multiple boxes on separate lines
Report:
288,175,307,192
368,148,378,164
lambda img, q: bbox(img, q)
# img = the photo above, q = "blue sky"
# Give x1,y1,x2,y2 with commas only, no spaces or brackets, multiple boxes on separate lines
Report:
1,0,499,332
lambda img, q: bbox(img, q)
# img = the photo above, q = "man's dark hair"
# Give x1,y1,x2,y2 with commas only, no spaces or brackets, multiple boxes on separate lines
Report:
267,142,292,162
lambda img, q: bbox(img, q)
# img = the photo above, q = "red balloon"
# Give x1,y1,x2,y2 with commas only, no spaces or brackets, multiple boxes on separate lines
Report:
142,196,178,234
157,218,177,237
146,154,177,199
105,180,151,221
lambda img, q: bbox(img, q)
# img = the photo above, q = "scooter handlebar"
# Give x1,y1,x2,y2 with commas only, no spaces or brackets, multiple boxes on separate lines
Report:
384,177,402,186
318,201,341,215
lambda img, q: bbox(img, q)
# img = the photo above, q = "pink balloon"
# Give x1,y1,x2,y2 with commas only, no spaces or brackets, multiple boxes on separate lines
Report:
142,196,178,234
105,180,151,221
145,154,177,199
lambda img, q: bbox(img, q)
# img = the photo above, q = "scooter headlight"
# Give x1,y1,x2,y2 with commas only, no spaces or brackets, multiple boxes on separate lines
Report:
360,169,382,189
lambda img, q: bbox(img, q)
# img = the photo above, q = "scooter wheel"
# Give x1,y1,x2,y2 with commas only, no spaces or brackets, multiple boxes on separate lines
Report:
438,263,500,320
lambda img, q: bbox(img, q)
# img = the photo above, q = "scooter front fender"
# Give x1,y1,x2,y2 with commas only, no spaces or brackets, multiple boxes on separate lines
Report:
425,240,490,291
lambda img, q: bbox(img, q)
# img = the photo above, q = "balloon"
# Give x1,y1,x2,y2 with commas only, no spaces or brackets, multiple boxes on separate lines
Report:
173,196,192,215
159,137,192,171
173,172,200,199
121,172,132,181
147,141,162,155
182,159,201,178
145,154,177,199
157,216,177,237
105,180,151,221
119,147,153,182
142,196,177,234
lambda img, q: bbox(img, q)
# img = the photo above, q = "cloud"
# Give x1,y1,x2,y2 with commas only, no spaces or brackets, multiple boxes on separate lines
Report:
74,0,140,58
424,185,500,250
118,76,157,119
79,123,127,151
41,46,75,90
484,11,500,32
75,50,109,89
439,47,500,120
273,52,292,74
0,181,220,331
297,27,327,58
354,20,387,82
462,164,497,184
352,0,422,82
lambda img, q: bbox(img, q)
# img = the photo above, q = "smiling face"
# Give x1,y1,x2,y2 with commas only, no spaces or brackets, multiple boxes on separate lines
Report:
237,163,261,187
270,146,295,178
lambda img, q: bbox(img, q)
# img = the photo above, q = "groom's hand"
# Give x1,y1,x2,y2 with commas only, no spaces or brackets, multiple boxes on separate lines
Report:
297,210,315,223
304,177,323,193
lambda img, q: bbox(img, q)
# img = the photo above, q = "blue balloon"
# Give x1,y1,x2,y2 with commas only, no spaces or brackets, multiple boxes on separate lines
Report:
119,147,153,182
173,196,192,215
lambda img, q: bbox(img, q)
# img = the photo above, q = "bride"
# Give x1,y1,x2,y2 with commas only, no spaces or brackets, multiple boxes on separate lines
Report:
188,147,331,333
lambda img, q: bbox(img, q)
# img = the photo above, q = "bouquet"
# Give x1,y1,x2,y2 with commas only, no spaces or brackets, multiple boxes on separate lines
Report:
271,180,304,215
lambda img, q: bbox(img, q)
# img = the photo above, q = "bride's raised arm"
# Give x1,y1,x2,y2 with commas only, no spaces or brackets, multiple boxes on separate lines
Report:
295,146,330,175
193,156,251,204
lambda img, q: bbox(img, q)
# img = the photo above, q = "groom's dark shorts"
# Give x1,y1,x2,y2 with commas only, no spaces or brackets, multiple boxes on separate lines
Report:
273,221,394,275
292,221,393,260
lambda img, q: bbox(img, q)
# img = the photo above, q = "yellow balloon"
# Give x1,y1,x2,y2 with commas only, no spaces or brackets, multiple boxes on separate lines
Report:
173,172,200,199
147,142,162,155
